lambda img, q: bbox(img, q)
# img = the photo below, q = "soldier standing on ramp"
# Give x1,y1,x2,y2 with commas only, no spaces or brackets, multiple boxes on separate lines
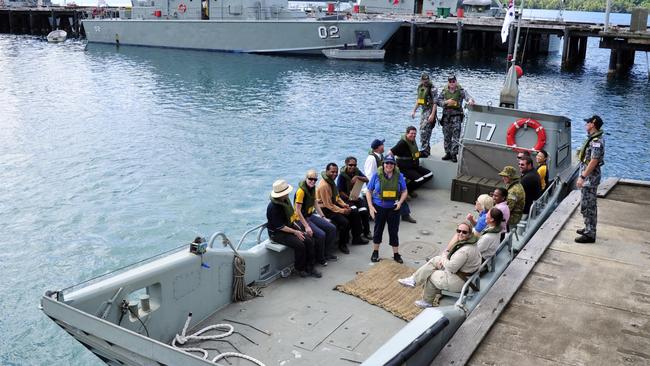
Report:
575,115,605,244
411,72,438,158
436,74,475,163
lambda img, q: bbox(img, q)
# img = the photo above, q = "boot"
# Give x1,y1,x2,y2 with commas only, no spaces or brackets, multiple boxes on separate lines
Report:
402,215,417,223
451,155,458,163
309,267,322,278
576,228,585,235
371,250,379,262
574,235,595,243
339,244,350,254
352,237,369,245
393,253,403,264
441,153,452,161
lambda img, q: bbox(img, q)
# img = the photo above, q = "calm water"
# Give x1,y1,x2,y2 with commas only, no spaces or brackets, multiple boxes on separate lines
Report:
1,16,649,364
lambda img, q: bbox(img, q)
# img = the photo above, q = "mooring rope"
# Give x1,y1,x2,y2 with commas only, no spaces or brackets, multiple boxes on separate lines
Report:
232,254,262,302
171,313,266,366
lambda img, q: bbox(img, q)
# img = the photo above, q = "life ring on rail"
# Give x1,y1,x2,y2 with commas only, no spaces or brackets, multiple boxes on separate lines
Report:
178,3,187,13
506,118,547,152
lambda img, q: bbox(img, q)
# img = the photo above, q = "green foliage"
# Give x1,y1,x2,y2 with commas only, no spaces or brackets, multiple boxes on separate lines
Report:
525,0,650,12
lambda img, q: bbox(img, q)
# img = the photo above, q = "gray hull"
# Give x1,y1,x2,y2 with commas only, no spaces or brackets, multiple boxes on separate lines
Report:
82,19,403,54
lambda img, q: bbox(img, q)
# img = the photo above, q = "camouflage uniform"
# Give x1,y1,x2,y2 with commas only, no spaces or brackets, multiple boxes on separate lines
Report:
437,85,472,157
417,85,438,154
579,131,605,239
499,166,525,227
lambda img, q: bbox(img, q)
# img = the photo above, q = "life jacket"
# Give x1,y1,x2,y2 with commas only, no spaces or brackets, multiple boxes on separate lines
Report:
339,167,361,194
417,83,433,108
447,234,479,260
442,85,463,110
321,171,340,202
270,195,298,224
396,135,420,163
377,166,401,200
368,150,383,168
578,129,604,165
296,180,315,216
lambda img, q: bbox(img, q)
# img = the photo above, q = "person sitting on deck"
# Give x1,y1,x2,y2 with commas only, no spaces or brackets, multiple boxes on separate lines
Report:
491,187,511,239
519,156,542,217
476,208,504,261
317,163,368,255
266,180,321,278
397,221,481,308
336,156,371,241
536,149,549,191
498,165,525,228
466,194,494,235
295,170,339,265
388,125,433,197
364,138,417,223
365,155,408,264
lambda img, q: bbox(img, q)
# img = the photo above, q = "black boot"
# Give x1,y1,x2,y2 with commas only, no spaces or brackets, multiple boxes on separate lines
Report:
393,253,403,264
451,155,458,163
371,250,379,262
442,153,452,161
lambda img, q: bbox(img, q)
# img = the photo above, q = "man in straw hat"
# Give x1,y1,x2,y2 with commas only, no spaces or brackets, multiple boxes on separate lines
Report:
498,165,525,228
266,179,321,278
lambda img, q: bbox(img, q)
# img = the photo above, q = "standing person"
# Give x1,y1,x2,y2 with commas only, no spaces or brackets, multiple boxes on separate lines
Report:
295,170,338,264
436,74,475,163
536,149,549,191
365,155,408,263
498,166,525,227
337,157,371,240
518,156,542,216
364,139,417,223
576,115,605,243
411,72,438,158
317,163,368,255
388,126,433,197
266,180,321,278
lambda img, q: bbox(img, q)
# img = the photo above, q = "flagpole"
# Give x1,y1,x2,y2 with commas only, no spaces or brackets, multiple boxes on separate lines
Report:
510,0,524,66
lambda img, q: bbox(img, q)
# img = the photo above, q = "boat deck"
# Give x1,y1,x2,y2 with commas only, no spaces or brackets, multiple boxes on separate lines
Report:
187,181,473,365
436,179,650,365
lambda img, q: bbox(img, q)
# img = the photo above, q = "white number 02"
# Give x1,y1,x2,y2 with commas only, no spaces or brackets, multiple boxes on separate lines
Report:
317,26,340,39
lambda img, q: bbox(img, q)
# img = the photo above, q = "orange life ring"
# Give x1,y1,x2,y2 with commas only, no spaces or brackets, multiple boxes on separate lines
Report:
178,3,187,13
506,118,547,152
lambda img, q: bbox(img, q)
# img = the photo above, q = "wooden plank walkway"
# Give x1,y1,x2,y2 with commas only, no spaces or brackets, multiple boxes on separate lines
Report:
433,179,650,365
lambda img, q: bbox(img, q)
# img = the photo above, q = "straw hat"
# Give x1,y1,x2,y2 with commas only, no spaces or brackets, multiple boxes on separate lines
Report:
271,179,293,198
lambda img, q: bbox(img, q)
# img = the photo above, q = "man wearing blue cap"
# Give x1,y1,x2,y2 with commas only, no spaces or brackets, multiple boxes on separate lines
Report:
364,139,416,223
575,115,605,243
366,155,409,263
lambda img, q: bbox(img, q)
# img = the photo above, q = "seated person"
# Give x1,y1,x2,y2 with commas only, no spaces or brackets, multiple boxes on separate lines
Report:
316,163,368,255
536,149,549,191
398,221,481,308
466,194,494,235
267,180,321,278
295,170,338,264
519,156,542,216
476,208,504,261
337,156,371,240
492,187,510,236
388,125,433,196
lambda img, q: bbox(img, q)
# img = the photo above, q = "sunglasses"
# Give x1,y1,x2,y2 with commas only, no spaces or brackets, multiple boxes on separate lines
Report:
456,229,469,234
307,177,318,181
348,164,357,167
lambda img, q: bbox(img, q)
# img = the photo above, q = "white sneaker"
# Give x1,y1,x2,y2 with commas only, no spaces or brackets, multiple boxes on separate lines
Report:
398,277,416,288
414,300,433,308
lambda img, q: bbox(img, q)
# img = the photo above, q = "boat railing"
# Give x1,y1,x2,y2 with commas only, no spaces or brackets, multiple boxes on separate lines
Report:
455,232,514,308
235,223,268,250
519,177,559,234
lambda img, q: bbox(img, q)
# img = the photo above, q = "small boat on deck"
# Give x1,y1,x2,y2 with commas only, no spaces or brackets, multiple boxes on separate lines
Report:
47,30,67,43
322,48,386,60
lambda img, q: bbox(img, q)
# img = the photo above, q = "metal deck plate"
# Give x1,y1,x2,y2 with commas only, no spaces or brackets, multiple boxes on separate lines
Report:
293,309,351,351
325,323,370,351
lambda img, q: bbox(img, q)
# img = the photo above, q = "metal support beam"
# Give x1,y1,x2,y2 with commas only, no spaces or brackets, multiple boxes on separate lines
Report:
456,21,463,53
409,22,416,54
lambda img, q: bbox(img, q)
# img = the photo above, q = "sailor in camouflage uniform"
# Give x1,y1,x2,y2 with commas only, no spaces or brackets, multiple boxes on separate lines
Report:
498,166,525,228
575,115,605,243
435,74,475,163
411,73,438,158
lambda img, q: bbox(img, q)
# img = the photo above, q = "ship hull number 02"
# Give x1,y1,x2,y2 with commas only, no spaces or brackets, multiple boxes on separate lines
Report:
318,26,340,39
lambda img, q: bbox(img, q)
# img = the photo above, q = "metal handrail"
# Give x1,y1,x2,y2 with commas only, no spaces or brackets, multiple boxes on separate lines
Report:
236,223,268,250
208,231,239,256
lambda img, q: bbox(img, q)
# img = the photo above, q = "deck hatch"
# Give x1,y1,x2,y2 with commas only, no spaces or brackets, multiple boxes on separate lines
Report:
293,308,351,351
324,324,370,351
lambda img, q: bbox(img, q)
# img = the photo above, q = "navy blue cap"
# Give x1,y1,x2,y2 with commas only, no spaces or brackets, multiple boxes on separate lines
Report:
383,155,396,164
584,115,603,129
371,139,385,150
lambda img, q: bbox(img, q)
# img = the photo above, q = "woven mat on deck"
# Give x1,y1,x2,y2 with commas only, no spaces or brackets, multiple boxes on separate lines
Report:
335,261,422,321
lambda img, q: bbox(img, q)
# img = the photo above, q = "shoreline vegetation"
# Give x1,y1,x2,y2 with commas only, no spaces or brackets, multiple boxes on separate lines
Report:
526,0,649,13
